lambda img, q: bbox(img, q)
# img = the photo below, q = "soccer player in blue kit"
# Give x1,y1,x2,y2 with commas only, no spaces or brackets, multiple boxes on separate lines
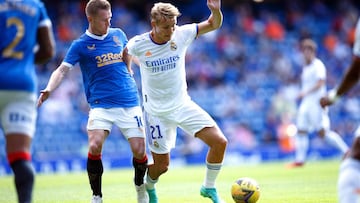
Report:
0,0,56,202
37,0,148,203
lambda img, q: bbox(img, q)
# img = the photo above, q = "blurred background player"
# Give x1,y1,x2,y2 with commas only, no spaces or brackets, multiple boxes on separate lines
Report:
0,0,55,202
320,18,360,203
36,0,148,203
288,38,349,168
125,0,228,203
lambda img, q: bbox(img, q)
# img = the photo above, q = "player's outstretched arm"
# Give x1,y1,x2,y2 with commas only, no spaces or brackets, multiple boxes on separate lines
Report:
335,56,360,97
35,26,56,65
37,64,70,107
197,0,223,36
352,136,360,160
320,56,360,108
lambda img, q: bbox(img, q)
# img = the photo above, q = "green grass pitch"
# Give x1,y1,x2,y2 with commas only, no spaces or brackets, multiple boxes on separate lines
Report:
0,159,340,203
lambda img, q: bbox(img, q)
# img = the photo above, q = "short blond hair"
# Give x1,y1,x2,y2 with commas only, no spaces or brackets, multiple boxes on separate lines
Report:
301,38,317,52
150,2,181,23
85,0,111,17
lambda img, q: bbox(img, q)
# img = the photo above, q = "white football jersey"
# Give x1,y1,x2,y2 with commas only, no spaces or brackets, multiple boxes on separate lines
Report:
127,24,197,115
301,58,326,103
353,18,360,57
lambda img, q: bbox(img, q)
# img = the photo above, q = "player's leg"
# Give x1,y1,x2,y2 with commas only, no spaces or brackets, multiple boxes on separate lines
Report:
6,134,34,203
147,152,170,181
128,135,149,203
179,101,227,203
318,109,349,155
2,92,37,203
146,152,170,203
320,129,349,154
128,136,148,203
292,129,309,166
196,127,227,185
87,129,108,202
86,108,113,203
117,106,149,203
196,126,227,203
143,111,176,203
291,103,309,167
128,137,147,186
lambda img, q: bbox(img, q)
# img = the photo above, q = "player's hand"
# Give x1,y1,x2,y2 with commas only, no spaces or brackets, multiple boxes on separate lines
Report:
319,96,333,108
207,0,221,11
37,90,50,107
128,67,134,76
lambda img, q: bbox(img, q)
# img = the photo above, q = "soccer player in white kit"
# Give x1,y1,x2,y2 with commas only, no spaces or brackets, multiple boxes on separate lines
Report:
288,38,349,168
125,1,227,203
321,18,360,203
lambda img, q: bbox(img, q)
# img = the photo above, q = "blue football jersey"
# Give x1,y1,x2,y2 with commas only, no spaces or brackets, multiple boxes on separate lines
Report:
0,0,51,92
63,28,140,108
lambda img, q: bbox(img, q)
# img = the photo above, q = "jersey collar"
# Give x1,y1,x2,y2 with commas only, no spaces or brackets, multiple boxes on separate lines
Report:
85,29,109,40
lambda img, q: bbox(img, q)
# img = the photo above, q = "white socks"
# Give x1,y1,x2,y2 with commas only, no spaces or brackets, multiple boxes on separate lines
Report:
203,162,222,188
295,132,309,163
145,175,158,190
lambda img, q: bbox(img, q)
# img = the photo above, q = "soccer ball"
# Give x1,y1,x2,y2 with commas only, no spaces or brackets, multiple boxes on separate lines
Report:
231,177,260,203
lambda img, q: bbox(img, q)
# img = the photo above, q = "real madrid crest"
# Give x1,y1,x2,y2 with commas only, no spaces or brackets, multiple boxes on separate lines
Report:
170,41,177,51
153,141,159,148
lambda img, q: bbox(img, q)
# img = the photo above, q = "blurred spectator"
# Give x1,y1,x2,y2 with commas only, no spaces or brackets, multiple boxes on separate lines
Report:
264,13,285,41
224,123,257,151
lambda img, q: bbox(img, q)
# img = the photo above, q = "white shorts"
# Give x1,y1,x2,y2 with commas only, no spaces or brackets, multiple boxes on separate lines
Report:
87,106,145,139
296,100,330,132
0,91,37,137
144,100,216,154
338,158,360,203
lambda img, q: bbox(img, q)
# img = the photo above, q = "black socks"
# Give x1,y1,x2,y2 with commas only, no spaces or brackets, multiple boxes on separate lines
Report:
87,158,103,197
11,160,34,203
133,156,148,186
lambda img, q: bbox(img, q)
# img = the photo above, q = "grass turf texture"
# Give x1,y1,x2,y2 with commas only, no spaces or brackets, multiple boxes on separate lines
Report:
0,159,340,203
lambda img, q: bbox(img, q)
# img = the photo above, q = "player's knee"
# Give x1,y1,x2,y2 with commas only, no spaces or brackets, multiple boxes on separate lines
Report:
88,140,103,154
133,150,146,160
131,143,146,159
156,161,169,175
214,134,228,151
159,165,169,175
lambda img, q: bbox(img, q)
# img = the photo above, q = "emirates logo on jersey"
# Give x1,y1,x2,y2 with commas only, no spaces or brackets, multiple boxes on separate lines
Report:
170,41,177,51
